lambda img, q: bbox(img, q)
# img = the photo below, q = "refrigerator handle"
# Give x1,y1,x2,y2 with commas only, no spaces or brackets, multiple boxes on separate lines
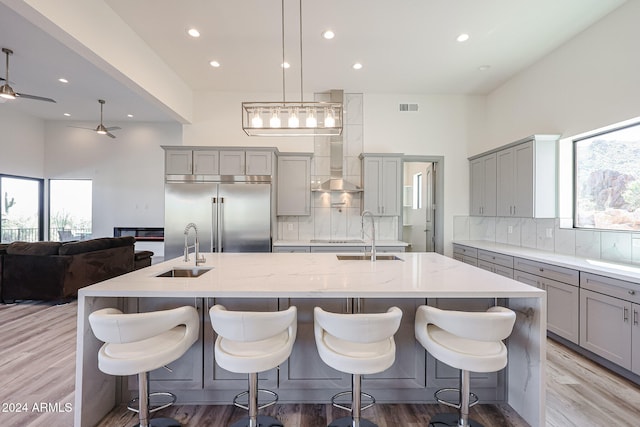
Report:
212,197,217,252
219,197,224,252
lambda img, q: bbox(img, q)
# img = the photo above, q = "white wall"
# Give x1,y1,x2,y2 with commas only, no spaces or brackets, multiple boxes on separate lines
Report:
0,107,45,177
482,0,640,153
43,121,182,238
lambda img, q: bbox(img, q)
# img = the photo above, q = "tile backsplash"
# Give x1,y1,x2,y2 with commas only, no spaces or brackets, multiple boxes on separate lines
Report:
454,215,640,265
276,93,400,243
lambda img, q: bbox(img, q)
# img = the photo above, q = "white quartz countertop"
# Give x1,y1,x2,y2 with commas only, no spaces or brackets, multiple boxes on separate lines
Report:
454,240,640,285
79,252,543,299
273,240,409,247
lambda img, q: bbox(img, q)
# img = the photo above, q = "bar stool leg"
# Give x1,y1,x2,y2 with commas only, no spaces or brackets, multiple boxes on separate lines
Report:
133,372,181,427
429,370,483,427
230,372,283,427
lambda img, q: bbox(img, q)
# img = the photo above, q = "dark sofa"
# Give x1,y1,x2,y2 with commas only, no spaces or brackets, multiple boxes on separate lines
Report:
0,236,149,303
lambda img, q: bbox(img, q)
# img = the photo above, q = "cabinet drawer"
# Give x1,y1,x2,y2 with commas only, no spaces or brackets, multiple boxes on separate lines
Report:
452,244,477,258
581,272,640,304
514,257,578,286
461,255,478,267
478,250,513,269
477,259,514,279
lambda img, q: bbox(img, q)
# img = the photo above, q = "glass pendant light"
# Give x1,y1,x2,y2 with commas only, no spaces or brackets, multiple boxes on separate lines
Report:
324,108,335,128
306,108,317,128
251,109,263,128
288,108,300,128
270,109,281,128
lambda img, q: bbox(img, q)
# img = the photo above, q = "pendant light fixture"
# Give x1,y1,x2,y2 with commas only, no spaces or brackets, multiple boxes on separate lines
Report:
242,0,343,136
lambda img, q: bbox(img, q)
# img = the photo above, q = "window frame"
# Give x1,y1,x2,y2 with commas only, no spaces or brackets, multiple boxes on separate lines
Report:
0,173,44,242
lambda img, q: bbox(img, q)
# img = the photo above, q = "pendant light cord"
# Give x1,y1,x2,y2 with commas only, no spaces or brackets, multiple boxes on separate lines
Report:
281,0,286,104
299,0,303,104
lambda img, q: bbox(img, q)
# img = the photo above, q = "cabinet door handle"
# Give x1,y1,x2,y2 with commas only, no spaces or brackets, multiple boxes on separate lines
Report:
629,290,636,296
624,307,629,322
634,309,639,326
513,206,516,215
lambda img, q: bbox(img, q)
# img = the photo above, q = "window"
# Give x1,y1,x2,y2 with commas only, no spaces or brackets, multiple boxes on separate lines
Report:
574,122,640,230
49,179,92,241
0,175,43,243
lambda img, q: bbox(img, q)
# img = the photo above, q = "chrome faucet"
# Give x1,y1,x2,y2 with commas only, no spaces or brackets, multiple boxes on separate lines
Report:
184,223,206,266
361,210,376,262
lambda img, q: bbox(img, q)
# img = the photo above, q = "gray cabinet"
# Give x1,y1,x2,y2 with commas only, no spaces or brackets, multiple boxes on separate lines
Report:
277,154,311,215
580,273,640,374
514,257,579,344
452,244,478,266
362,155,402,216
496,137,557,218
470,135,558,218
165,148,273,176
272,246,310,253
204,298,279,389
469,154,496,216
477,249,513,278
278,298,351,390
130,297,204,390
193,150,220,174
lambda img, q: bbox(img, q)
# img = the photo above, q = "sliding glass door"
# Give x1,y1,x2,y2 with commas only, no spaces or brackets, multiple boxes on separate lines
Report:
0,175,44,243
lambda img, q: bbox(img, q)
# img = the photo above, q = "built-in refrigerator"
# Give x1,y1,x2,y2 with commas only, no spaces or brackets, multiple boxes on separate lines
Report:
164,180,271,259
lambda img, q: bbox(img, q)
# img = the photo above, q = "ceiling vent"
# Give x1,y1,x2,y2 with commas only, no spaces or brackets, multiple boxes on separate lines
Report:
399,103,419,112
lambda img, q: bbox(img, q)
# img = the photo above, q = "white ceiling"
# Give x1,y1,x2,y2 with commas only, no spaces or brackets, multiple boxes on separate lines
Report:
0,0,627,123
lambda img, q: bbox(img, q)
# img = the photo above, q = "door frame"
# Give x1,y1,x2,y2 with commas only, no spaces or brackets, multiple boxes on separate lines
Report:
400,156,444,254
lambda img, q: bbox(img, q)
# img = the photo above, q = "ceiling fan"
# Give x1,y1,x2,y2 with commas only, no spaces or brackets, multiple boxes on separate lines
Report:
69,99,121,139
0,47,56,103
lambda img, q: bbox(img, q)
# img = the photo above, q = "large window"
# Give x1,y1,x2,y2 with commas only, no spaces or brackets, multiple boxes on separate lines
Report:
49,179,93,241
0,175,43,243
574,122,640,230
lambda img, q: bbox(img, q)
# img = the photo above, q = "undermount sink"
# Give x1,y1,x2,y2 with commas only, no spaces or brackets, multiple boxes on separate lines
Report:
336,255,403,261
311,239,365,244
156,267,212,278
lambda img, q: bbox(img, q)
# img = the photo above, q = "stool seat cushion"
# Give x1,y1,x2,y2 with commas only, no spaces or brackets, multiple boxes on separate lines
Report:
423,324,507,373
314,306,402,375
89,306,199,377
415,305,516,374
210,305,297,374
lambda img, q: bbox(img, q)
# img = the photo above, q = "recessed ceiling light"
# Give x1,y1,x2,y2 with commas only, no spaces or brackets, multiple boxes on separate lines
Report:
209,60,221,68
127,114,134,118
456,33,470,42
187,28,200,38
63,113,71,117
281,62,290,69
58,78,69,83
322,30,335,40
352,63,363,70
478,65,491,71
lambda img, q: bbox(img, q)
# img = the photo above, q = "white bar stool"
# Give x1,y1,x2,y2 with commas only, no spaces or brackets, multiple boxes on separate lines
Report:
209,304,297,427
314,306,403,427
88,306,200,427
414,305,516,427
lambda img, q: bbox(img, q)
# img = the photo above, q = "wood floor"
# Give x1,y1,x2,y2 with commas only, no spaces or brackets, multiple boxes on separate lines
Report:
1,300,639,427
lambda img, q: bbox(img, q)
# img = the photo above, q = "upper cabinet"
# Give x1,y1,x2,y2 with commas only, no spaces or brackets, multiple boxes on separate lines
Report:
469,153,496,216
277,154,312,216
164,148,273,177
469,135,559,218
361,154,402,216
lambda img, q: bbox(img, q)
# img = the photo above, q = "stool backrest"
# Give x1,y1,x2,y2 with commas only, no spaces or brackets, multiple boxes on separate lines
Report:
210,305,297,342
314,306,402,344
89,306,199,344
417,305,515,342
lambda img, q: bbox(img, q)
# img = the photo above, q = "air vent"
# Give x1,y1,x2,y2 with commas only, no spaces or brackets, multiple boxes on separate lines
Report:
399,103,419,112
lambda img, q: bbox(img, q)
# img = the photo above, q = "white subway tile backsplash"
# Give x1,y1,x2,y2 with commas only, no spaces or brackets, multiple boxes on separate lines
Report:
520,219,537,249
469,216,496,241
554,227,576,256
575,230,601,259
536,218,555,252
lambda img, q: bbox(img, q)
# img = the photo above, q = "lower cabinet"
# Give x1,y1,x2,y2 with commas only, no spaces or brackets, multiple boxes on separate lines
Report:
580,273,640,375
452,244,478,266
513,258,580,344
204,297,279,389
477,249,514,279
128,297,204,391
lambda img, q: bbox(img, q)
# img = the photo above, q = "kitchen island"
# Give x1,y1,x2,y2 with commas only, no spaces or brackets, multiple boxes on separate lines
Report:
74,252,546,427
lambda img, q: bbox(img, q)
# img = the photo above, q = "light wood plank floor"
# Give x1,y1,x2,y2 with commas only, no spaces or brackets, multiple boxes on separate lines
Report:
1,300,639,426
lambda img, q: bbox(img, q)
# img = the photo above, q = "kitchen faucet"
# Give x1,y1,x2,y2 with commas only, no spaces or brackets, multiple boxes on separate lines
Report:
184,223,206,266
361,210,376,262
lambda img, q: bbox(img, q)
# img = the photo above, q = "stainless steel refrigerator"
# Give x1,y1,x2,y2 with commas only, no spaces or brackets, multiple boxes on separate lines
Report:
164,181,271,259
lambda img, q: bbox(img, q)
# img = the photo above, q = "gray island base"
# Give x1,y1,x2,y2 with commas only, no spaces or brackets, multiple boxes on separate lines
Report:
74,252,546,427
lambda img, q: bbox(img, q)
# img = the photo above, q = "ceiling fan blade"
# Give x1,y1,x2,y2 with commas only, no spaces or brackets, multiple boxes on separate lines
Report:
106,132,117,139
15,92,56,103
105,126,121,131
67,125,95,131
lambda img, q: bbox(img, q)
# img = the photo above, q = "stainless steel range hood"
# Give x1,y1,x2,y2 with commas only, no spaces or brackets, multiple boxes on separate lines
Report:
313,90,363,193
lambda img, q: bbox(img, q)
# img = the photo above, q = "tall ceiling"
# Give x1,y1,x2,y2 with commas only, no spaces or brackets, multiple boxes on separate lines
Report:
0,0,628,123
